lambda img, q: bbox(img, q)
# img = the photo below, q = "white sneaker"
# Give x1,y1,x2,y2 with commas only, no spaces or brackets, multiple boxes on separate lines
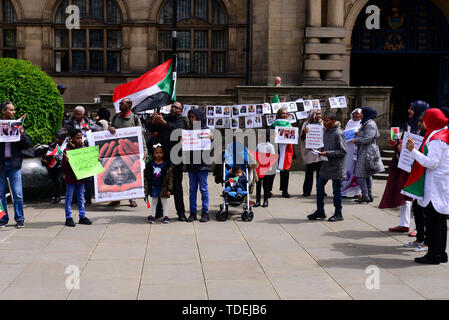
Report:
404,241,424,248
413,245,428,252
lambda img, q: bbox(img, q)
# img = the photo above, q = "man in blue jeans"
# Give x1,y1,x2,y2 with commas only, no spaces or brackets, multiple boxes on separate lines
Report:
308,112,347,222
0,102,32,228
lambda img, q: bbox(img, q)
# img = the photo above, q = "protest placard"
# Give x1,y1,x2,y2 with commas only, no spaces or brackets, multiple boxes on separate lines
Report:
287,113,297,124
337,96,348,108
288,102,298,112
182,129,212,151
207,118,215,129
231,118,239,129
312,99,321,109
275,127,299,144
398,132,424,173
329,97,340,108
265,115,276,126
87,127,145,202
67,146,104,180
303,100,313,112
245,117,254,128
256,104,264,115
0,120,21,142
253,116,263,128
343,128,357,141
391,127,400,140
305,124,324,149
295,111,308,120
263,103,272,114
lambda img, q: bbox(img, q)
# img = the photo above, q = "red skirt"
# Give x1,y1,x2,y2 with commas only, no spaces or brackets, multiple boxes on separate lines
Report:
378,157,411,209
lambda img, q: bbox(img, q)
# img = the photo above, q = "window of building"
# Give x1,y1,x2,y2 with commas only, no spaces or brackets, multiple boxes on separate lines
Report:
158,0,227,74
53,0,122,73
0,0,17,58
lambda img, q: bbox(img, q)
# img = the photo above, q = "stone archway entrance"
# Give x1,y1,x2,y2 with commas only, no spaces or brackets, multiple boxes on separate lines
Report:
350,0,449,126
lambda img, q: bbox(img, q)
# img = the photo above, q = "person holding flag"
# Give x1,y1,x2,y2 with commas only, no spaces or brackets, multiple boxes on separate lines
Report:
42,130,66,204
271,107,294,198
0,101,31,228
404,108,449,265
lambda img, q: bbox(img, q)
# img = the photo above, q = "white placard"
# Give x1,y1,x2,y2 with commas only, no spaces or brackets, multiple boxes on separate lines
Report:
182,129,212,151
295,111,308,120
303,100,313,112
245,117,254,128
337,96,348,108
329,97,340,109
222,106,232,118
254,115,263,128
206,106,215,117
311,99,321,109
255,104,264,115
305,124,324,149
87,127,145,203
0,120,21,142
398,132,424,173
247,104,256,115
232,105,240,117
265,115,276,126
275,127,299,144
271,103,283,114
287,113,297,124
287,102,298,112
238,104,248,116
207,118,215,129
263,103,272,114
231,117,239,129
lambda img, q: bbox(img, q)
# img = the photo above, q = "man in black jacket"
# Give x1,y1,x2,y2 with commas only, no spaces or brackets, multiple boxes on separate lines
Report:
147,101,188,221
0,102,32,228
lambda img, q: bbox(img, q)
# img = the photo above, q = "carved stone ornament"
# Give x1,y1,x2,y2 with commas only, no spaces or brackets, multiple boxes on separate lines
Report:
177,18,211,27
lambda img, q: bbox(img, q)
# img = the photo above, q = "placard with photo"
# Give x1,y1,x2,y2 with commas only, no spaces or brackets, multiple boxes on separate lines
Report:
207,117,215,129
223,106,232,117
328,97,340,109
256,104,264,115
265,114,276,126
287,113,297,124
254,115,263,128
214,118,225,128
274,127,299,144
206,106,215,117
160,106,171,114
182,105,192,117
239,104,248,116
288,102,298,113
311,99,321,109
295,111,308,120
232,105,240,117
263,103,272,114
231,117,239,129
223,118,231,129
303,100,313,112
337,96,348,108
215,106,223,116
247,104,256,115
271,103,282,114
245,117,254,129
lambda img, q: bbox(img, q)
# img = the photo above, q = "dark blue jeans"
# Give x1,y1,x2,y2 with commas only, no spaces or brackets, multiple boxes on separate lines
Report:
0,161,24,223
316,177,342,214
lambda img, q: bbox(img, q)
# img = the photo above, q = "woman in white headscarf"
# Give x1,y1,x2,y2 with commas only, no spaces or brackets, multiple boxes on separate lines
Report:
341,108,362,198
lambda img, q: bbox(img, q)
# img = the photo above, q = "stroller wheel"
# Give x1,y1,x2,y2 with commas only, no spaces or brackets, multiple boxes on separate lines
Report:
247,210,254,222
216,210,228,222
241,211,248,221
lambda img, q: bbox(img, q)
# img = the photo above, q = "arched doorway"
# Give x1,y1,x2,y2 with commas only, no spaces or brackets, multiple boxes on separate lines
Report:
350,0,449,126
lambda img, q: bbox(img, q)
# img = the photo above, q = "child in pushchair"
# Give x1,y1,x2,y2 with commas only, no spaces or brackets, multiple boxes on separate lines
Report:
215,142,255,222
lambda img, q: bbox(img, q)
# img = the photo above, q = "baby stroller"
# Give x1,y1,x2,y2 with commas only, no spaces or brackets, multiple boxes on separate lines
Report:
216,142,255,222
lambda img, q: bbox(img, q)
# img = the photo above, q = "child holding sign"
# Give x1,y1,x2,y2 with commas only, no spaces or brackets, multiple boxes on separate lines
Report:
62,129,92,227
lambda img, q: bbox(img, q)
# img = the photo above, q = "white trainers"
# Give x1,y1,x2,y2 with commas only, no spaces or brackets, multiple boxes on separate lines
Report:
404,241,424,248
413,245,428,252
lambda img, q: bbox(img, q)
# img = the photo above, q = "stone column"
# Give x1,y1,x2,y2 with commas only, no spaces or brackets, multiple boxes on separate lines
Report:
303,0,322,82
325,0,344,81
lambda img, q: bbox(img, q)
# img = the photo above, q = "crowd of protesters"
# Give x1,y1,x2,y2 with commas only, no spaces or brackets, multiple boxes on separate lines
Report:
1,79,448,265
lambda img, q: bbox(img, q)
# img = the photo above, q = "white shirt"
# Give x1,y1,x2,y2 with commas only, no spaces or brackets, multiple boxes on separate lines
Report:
411,138,449,215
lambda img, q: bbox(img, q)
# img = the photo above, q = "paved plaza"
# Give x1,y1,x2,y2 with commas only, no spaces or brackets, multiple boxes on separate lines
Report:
0,172,448,300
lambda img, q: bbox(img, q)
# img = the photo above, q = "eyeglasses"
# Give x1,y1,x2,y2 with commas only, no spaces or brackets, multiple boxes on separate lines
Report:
171,105,182,111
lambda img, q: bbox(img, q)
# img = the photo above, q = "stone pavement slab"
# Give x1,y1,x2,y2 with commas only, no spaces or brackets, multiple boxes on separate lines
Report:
0,172,448,300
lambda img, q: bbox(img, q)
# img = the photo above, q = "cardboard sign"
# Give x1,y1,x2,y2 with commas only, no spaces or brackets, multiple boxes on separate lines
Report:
182,129,212,151
305,124,324,149
67,146,104,180
275,127,299,144
398,132,424,173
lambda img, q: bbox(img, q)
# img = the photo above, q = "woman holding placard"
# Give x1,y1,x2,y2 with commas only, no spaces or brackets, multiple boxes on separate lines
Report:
300,109,323,197
271,107,294,198
341,108,362,198
353,107,384,203
380,101,429,234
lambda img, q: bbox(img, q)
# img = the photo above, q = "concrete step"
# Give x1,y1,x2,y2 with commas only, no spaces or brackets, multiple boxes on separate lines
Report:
373,172,389,180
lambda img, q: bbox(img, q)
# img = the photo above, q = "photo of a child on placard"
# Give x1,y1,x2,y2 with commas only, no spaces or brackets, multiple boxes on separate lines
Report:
247,105,255,114
329,97,339,108
303,100,313,111
207,118,215,128
288,102,298,112
232,106,240,117
289,129,296,140
312,99,320,109
223,106,231,116
263,103,272,114
231,118,239,129
207,106,215,116
240,105,248,115
266,114,276,126
215,106,223,116
338,96,347,108
256,104,263,115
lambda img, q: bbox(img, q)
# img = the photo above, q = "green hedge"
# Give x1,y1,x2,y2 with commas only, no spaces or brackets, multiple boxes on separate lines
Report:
0,58,64,145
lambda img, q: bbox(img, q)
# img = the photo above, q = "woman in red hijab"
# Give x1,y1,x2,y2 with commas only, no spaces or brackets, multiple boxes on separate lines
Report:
405,108,449,264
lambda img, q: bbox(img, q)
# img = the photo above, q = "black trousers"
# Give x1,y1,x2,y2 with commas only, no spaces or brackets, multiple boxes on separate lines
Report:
48,167,64,198
256,176,271,201
303,162,321,196
265,174,275,193
413,200,426,244
425,202,447,259
279,170,289,193
156,164,185,218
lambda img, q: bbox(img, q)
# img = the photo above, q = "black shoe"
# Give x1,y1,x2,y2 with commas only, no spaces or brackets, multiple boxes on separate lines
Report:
0,221,7,228
441,253,448,263
200,213,209,222
355,197,370,203
268,191,273,199
307,211,326,220
16,220,24,228
253,201,261,208
84,200,92,207
178,214,187,222
302,193,310,197
415,255,440,265
51,196,61,204
79,217,92,225
369,195,374,203
147,216,155,224
282,192,291,199
328,213,344,222
107,201,120,207
65,218,75,227
262,199,269,207
187,214,197,222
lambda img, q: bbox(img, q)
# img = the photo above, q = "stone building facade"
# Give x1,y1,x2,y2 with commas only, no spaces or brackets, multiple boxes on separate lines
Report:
1,0,449,125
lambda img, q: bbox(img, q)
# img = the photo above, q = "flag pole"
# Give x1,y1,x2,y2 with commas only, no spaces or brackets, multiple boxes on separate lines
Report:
172,0,178,102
